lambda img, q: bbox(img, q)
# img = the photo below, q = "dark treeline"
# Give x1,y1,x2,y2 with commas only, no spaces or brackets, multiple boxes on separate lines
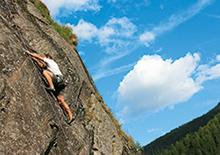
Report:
159,113,220,155
144,103,220,155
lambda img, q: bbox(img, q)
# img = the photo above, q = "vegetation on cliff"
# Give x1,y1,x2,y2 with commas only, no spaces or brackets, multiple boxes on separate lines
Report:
29,0,77,45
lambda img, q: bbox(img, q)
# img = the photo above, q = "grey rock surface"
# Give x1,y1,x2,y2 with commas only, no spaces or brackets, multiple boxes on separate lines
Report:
0,0,139,154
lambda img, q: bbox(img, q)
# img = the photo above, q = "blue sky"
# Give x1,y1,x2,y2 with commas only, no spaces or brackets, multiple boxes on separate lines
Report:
42,0,220,145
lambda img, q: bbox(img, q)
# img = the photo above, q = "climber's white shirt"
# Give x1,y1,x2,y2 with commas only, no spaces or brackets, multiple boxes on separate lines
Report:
43,58,63,76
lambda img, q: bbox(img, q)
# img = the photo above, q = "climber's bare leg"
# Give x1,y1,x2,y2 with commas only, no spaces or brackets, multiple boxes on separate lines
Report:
42,70,54,89
57,95,73,121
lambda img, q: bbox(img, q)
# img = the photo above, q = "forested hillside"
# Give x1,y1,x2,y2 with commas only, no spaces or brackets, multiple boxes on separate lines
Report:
144,103,220,155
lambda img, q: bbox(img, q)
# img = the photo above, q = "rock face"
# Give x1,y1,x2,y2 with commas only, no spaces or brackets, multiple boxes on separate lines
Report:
0,0,138,154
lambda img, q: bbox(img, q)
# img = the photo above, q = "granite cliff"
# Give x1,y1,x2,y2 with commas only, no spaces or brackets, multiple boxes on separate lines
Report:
0,0,139,154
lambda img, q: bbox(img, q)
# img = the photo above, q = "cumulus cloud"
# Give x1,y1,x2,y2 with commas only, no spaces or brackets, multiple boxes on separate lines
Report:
67,20,98,41
117,53,220,119
42,0,101,16
139,0,213,46
68,17,137,52
98,17,137,46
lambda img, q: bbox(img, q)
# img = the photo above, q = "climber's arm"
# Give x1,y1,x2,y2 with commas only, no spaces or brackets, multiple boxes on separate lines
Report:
26,50,45,61
25,50,46,68
32,57,46,68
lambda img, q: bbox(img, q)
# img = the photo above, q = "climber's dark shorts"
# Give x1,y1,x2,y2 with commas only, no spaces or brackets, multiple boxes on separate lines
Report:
52,74,66,97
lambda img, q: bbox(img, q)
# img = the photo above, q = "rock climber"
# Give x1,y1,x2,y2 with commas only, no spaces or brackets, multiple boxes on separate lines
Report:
26,50,73,124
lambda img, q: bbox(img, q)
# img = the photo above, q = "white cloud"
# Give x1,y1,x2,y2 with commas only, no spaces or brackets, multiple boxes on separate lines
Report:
68,17,137,51
139,0,213,45
117,53,220,119
98,17,137,46
42,0,101,16
67,20,98,41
